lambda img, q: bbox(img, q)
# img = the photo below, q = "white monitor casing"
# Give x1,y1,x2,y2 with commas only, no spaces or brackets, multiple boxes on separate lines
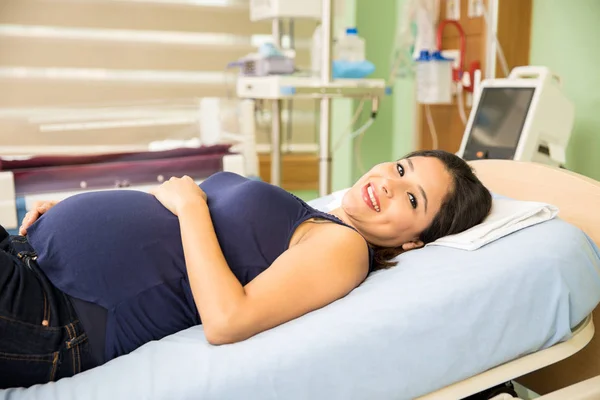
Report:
457,66,574,167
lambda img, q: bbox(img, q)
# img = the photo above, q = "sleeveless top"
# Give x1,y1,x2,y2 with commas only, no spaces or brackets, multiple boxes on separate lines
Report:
27,171,375,362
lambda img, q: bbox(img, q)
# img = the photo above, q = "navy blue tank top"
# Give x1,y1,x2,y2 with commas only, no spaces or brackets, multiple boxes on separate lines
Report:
27,172,374,362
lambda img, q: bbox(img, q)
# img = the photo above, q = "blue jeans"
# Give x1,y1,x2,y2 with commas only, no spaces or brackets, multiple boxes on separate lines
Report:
0,225,96,389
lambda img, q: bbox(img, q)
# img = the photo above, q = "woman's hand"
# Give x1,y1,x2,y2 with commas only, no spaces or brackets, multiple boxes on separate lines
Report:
149,175,207,216
19,200,59,236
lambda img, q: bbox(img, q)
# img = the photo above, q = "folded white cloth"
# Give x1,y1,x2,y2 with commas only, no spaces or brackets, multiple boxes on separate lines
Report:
427,197,559,251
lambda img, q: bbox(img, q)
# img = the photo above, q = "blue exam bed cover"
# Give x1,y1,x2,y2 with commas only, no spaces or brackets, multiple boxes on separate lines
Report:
2,195,600,400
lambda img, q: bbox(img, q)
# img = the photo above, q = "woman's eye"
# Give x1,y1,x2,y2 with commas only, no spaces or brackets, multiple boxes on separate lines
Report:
396,163,404,177
408,193,418,209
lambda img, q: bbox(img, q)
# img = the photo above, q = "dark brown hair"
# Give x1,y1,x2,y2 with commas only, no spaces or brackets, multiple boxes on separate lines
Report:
372,150,492,270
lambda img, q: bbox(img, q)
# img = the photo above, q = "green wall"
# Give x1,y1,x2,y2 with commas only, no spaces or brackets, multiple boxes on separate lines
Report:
529,0,600,180
351,0,417,181
353,0,397,181
331,0,357,192
392,0,417,161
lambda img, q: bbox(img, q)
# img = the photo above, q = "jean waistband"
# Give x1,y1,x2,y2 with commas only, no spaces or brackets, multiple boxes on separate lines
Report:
7,235,38,262
7,235,78,327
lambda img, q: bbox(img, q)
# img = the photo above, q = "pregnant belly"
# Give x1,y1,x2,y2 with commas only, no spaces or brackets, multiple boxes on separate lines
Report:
27,190,187,308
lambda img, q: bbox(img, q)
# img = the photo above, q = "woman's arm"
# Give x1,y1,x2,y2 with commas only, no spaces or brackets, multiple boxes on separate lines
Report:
176,200,246,340
178,202,370,345
236,223,369,342
151,176,370,345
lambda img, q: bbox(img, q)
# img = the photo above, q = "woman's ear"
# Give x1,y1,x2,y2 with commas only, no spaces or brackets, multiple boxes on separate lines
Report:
401,240,424,251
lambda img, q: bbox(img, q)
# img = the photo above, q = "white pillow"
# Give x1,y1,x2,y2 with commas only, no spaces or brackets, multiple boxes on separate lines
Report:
308,190,559,251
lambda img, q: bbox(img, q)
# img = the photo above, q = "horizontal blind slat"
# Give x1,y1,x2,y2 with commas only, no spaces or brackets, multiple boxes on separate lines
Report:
0,1,317,36
0,120,316,147
0,37,310,72
0,76,230,106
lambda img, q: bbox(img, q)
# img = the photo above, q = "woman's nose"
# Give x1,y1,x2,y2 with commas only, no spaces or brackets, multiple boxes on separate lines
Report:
380,179,394,198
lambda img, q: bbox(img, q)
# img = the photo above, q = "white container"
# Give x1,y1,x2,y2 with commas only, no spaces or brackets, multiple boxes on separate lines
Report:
415,50,453,104
335,27,365,62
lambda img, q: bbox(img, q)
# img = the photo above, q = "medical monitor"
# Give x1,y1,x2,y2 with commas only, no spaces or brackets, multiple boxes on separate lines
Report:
457,66,574,167
461,87,535,161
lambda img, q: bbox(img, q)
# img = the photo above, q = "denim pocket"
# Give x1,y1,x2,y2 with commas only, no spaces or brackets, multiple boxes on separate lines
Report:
0,314,63,389
0,350,59,389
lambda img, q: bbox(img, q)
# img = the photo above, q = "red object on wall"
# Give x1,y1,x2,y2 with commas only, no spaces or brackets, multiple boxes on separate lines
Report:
436,19,481,92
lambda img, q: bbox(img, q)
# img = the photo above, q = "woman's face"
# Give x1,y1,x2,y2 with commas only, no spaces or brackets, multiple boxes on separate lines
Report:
341,156,453,249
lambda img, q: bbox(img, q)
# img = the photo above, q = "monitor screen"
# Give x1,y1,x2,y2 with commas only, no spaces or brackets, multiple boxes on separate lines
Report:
462,87,536,160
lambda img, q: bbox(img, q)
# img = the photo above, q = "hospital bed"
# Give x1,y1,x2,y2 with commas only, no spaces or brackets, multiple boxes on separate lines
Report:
0,158,598,400
0,98,258,235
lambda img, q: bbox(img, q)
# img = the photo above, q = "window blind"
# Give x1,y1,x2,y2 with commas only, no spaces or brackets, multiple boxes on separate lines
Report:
0,0,318,152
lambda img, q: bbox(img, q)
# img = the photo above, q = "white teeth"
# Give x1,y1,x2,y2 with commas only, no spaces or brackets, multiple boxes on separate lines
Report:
367,185,380,212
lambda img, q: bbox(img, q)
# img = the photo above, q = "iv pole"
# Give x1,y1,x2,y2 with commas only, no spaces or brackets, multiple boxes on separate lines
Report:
270,19,284,188
319,0,333,196
269,0,334,196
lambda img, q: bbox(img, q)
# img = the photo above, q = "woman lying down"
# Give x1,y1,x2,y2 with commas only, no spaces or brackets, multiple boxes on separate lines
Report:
0,149,491,389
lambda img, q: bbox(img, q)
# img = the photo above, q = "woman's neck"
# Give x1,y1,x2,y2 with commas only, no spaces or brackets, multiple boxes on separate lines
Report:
327,207,354,229
327,207,375,248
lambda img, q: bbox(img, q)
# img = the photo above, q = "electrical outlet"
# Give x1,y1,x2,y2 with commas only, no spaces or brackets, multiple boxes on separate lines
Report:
468,0,483,18
446,0,460,21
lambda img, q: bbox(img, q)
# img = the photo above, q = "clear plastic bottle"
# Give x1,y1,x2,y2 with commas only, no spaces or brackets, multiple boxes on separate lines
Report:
429,51,453,104
415,50,453,104
415,50,432,103
335,27,365,62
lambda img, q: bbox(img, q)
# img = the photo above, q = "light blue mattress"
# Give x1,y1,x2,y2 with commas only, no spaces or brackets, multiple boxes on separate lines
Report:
2,197,600,400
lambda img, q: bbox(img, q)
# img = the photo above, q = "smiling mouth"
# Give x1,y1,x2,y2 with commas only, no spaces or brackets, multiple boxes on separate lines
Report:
364,183,380,212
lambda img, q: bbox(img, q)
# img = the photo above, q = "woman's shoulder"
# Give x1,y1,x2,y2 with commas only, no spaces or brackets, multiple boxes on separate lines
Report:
297,220,373,272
